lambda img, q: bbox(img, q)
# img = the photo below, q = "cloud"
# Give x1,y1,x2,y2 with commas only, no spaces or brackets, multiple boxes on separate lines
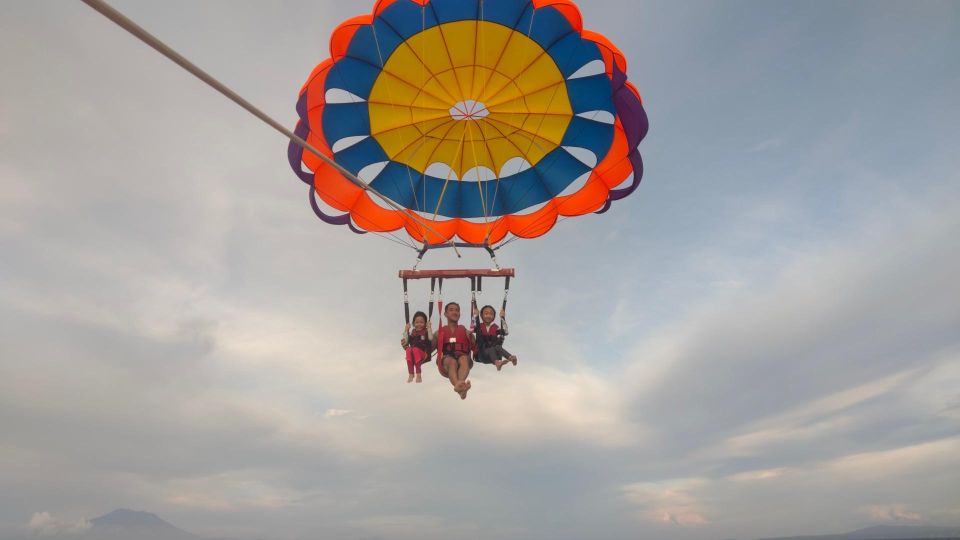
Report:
623,185,960,461
714,369,917,458
623,479,710,527
726,468,786,482
3,2,960,540
860,504,923,523
160,471,313,512
27,513,91,536
323,409,356,418
824,436,960,481
348,514,488,540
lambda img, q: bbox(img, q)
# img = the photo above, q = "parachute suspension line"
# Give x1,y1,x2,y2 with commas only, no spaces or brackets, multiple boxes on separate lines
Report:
500,215,573,249
474,0,512,243
466,123,492,228
471,3,500,242
308,175,420,251
481,35,588,244
475,119,543,244
79,0,458,250
421,0,470,245
371,22,428,243
371,230,419,250
318,49,428,252
473,3,492,232
430,128,469,222
506,115,613,242
470,7,576,245
429,2,469,111
420,4,428,225
406,125,466,259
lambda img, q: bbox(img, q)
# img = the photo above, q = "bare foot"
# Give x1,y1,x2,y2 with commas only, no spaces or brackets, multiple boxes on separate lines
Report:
495,359,503,371
459,383,471,400
509,355,518,366
464,380,472,390
415,374,422,383
407,374,414,383
454,381,467,392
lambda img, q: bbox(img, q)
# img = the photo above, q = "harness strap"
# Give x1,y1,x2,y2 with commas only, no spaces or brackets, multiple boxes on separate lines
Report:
402,278,410,325
470,277,478,309
501,276,511,328
436,278,444,336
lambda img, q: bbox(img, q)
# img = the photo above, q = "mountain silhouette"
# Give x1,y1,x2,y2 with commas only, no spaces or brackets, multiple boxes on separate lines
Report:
83,509,203,540
759,524,960,540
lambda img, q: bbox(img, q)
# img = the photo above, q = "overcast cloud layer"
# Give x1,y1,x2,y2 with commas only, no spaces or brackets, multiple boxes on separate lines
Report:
2,1,959,540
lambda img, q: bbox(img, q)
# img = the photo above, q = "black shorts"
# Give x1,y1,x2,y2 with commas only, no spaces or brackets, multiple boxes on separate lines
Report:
437,352,473,377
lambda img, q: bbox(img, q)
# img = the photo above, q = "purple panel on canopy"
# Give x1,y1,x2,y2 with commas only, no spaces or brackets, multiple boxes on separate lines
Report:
309,188,367,235
596,63,649,213
289,92,365,235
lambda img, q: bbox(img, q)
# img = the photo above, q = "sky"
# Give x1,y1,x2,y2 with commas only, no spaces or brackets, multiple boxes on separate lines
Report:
1,1,959,540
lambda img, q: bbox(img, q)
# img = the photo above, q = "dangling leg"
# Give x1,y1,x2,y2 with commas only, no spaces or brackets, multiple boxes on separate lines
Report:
483,347,503,371
405,349,416,383
443,355,465,393
478,347,499,369
414,349,424,383
498,345,517,367
456,354,473,399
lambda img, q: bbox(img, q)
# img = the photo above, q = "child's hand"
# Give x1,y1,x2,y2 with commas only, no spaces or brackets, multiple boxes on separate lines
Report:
472,306,479,317
401,338,408,348
404,323,410,332
500,309,506,318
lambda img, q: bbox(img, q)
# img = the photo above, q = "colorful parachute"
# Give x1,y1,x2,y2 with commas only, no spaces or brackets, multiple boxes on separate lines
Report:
288,0,648,246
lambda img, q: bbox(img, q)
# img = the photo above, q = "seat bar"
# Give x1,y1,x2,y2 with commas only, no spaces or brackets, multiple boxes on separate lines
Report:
399,268,515,280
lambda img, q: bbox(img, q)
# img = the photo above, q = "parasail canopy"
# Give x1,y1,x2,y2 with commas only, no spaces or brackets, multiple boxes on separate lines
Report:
289,0,648,247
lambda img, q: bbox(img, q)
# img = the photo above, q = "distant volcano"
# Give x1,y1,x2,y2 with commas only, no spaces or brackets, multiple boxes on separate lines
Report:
759,524,960,540
84,509,203,540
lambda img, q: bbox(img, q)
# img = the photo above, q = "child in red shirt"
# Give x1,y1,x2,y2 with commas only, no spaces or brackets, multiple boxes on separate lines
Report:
401,311,432,383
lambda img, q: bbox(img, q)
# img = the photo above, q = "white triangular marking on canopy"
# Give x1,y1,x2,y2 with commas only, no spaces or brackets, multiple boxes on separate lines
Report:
499,157,532,178
425,162,459,180
568,59,606,80
331,135,369,153
461,216,491,224
357,161,389,183
562,146,598,168
558,171,593,197
449,100,490,121
313,190,347,216
577,110,616,124
462,166,497,183
325,88,366,104
613,172,634,190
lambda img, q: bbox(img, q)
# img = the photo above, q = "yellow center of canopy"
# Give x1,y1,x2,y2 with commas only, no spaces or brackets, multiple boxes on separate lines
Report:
368,20,573,179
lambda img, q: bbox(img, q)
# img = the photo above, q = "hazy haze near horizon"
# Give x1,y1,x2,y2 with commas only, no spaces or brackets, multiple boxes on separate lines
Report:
1,1,959,540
